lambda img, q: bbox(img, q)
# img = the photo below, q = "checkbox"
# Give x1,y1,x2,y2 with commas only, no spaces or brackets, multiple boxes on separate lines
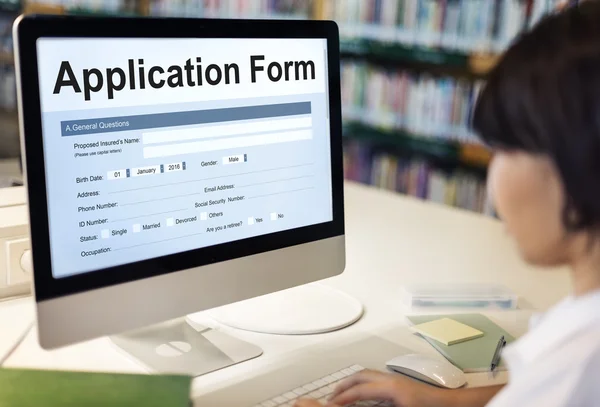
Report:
248,217,254,225
200,212,207,221
271,213,277,221
101,229,109,239
166,217,174,227
133,224,141,233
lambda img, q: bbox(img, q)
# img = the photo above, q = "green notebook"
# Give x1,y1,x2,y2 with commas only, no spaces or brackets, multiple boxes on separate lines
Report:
0,368,192,407
407,314,515,373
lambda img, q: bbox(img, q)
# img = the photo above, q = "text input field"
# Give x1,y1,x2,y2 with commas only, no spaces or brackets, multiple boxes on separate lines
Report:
142,116,312,145
143,129,312,159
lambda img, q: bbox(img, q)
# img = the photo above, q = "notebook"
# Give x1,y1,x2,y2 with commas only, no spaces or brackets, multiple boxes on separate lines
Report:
411,317,484,345
0,368,192,407
407,313,515,373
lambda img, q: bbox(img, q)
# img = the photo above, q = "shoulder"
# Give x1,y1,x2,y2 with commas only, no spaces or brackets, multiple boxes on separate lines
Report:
570,325,600,361
489,324,600,407
567,329,600,404
577,338,600,377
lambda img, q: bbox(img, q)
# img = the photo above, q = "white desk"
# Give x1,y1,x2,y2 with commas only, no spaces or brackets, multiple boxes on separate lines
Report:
0,182,571,400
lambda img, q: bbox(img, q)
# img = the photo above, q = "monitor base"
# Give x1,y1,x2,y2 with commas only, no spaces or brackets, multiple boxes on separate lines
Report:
205,283,364,335
110,318,262,377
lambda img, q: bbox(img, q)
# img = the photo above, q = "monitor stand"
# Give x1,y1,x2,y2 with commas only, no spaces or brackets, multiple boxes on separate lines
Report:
110,318,263,377
205,283,364,335
110,283,363,376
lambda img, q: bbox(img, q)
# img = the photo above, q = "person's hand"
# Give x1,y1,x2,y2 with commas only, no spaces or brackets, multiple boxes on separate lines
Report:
293,399,326,407
327,369,446,407
296,369,500,407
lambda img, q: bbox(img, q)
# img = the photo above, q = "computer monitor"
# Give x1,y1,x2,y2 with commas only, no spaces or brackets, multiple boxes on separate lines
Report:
13,15,345,361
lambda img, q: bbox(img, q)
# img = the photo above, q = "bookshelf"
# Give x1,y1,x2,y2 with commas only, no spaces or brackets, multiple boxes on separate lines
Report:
0,0,141,156
0,0,564,215
146,0,312,19
316,0,565,214
0,0,316,162
0,107,18,159
340,39,499,77
1,1,68,146
0,0,18,156
345,121,459,165
344,121,491,170
0,0,20,13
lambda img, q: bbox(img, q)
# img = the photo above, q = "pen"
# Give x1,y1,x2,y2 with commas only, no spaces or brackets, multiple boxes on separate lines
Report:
490,335,506,371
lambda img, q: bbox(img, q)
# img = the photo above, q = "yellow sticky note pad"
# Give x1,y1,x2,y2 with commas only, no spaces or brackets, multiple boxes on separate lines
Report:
411,318,484,345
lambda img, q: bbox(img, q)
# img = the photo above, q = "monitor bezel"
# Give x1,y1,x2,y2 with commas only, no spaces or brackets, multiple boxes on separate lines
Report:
15,15,344,302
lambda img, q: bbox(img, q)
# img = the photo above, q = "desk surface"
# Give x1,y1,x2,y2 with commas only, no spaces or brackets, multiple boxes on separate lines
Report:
0,182,571,399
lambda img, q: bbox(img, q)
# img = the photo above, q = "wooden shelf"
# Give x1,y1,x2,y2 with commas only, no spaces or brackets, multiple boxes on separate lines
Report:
340,39,500,76
343,121,490,172
23,2,64,14
341,39,468,68
460,143,493,168
22,2,140,16
469,53,500,75
137,0,150,16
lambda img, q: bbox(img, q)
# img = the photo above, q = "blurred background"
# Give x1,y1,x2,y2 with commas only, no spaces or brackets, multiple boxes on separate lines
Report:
0,0,573,209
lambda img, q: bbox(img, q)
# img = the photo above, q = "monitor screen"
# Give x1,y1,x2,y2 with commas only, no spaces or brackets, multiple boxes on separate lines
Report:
35,37,333,279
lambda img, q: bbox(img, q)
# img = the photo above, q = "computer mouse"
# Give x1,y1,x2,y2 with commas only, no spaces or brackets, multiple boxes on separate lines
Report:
386,354,467,389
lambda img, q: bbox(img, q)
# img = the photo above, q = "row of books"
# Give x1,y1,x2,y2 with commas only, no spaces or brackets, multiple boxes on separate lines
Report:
149,0,312,18
323,0,566,53
26,0,127,12
0,0,19,10
341,60,483,145
0,15,13,55
344,139,493,215
0,15,16,111
0,66,16,111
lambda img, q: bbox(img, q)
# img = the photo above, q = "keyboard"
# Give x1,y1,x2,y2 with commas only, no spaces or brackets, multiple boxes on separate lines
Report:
253,365,393,407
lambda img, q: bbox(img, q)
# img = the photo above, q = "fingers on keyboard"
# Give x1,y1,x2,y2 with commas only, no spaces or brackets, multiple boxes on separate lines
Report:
256,365,367,406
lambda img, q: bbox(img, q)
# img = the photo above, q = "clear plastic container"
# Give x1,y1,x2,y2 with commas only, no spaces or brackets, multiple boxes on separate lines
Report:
400,283,518,310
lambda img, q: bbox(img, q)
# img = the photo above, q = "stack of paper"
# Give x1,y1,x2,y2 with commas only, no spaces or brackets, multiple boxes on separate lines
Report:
411,317,484,345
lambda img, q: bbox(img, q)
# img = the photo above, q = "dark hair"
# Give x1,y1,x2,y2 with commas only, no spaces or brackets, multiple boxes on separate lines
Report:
472,1,600,231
